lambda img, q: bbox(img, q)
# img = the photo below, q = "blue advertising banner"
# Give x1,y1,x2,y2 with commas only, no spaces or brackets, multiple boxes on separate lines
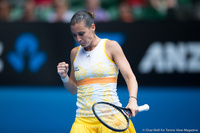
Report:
0,22,200,86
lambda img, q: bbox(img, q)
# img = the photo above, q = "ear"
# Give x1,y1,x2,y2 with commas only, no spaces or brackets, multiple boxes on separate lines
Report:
91,23,96,31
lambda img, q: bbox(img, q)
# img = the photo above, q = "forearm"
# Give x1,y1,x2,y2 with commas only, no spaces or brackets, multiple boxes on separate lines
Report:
62,76,77,95
124,74,139,117
125,74,138,99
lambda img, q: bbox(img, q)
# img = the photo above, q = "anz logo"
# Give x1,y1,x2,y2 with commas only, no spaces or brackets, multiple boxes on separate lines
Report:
138,41,200,73
7,33,47,73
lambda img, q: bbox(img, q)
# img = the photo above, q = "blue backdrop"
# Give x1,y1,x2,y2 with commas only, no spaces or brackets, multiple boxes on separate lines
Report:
0,86,199,133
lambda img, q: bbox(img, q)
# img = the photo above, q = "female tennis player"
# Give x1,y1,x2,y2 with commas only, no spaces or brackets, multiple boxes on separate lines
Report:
57,11,139,133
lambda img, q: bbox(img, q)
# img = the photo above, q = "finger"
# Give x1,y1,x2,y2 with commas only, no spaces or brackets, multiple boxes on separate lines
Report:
132,111,136,117
128,108,134,117
58,68,66,72
125,110,130,116
58,64,67,69
57,66,67,71
132,109,139,117
58,62,67,66
58,65,66,68
60,61,66,64
57,69,66,74
64,63,69,68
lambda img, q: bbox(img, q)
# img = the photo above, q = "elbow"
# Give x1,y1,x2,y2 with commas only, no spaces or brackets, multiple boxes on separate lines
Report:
70,87,77,95
125,74,138,84
71,91,77,95
67,89,77,95
64,82,77,95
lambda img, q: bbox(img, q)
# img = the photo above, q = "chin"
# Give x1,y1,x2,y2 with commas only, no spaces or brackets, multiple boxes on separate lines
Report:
80,43,87,47
80,44,85,47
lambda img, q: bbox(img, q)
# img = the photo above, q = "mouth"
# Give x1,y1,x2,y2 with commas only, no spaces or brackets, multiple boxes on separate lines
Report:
79,42,86,46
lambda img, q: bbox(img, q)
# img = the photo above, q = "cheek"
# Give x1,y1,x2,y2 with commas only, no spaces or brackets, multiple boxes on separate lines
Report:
85,36,93,44
84,34,91,42
83,31,93,43
87,32,94,40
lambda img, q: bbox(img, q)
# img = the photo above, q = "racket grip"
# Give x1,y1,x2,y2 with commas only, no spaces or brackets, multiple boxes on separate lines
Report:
138,104,150,112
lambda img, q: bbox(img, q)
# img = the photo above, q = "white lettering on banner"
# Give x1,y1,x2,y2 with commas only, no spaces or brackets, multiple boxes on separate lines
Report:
188,42,200,73
0,42,3,73
138,42,200,73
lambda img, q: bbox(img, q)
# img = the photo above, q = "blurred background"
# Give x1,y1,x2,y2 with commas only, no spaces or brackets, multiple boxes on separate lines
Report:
0,0,200,133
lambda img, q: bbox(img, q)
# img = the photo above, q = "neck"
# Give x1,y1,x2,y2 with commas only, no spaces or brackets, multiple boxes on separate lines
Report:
84,35,101,51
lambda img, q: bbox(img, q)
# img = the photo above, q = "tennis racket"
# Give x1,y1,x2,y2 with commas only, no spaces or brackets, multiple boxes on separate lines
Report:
92,102,149,132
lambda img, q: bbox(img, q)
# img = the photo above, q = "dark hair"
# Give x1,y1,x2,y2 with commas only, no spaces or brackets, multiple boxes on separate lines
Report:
70,11,95,27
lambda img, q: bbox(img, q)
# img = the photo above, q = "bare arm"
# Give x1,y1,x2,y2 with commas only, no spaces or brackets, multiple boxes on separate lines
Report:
57,47,78,95
105,40,139,117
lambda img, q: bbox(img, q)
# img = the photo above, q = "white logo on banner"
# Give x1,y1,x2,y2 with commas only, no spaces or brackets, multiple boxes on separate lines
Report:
138,42,200,73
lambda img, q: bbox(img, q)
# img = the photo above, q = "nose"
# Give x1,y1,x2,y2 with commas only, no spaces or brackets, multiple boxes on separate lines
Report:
77,35,82,42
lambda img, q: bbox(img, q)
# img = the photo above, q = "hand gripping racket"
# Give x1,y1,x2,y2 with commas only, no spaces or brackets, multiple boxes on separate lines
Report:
92,102,149,132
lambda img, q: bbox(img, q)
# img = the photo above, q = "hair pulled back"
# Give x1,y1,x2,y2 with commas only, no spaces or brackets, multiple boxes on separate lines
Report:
70,11,95,27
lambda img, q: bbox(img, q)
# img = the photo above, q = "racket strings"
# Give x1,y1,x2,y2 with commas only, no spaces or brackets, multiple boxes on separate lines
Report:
94,104,128,130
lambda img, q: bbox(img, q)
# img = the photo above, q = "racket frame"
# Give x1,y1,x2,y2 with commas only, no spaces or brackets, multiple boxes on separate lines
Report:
92,102,131,132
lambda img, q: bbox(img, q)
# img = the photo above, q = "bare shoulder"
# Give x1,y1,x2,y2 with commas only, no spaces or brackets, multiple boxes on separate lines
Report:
105,40,122,53
106,40,120,47
105,40,124,62
71,46,79,55
70,46,80,62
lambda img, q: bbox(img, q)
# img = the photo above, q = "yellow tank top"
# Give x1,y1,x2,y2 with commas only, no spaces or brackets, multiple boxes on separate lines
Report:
73,39,122,117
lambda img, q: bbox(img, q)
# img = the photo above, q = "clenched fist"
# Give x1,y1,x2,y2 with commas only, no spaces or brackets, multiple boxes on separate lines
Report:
57,62,69,79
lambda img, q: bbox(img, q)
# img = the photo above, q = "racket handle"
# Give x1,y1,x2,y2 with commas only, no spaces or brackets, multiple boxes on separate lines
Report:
138,104,150,112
